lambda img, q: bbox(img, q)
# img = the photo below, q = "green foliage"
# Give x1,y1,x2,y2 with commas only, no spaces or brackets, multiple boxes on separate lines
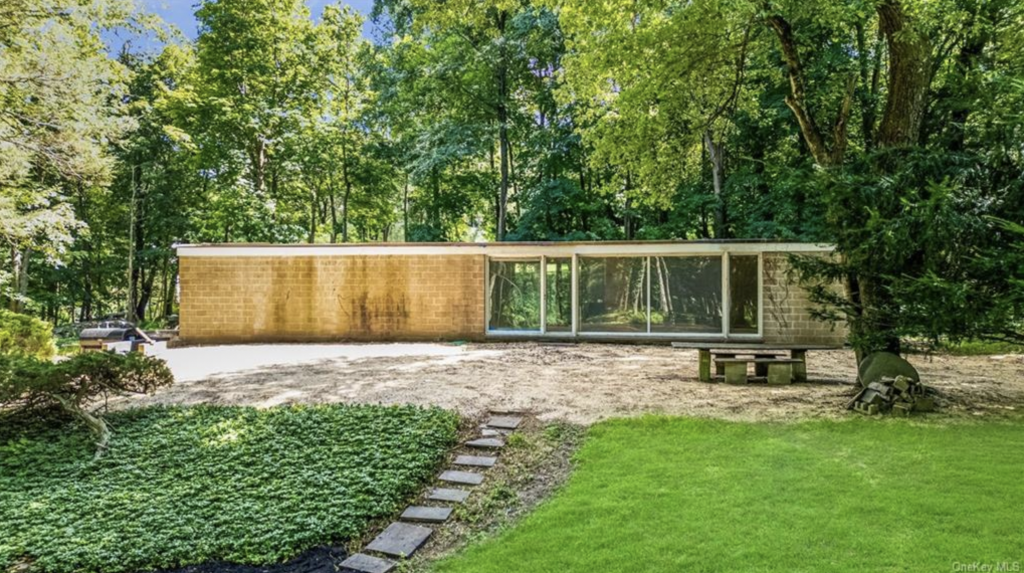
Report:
939,339,1024,356
792,148,1024,350
5,0,1023,351
0,0,140,313
0,352,174,456
0,352,173,412
0,309,56,360
435,416,1024,573
0,404,459,573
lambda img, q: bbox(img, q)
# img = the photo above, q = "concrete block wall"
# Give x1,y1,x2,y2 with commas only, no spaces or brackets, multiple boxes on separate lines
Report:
762,252,847,346
178,255,486,344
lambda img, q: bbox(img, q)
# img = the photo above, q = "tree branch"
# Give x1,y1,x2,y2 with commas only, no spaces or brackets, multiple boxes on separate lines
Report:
763,11,831,166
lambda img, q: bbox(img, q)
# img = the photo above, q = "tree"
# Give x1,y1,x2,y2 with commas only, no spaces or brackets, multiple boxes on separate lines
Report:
0,352,174,457
553,0,762,239
760,0,1022,354
194,0,317,202
115,46,203,322
0,0,136,312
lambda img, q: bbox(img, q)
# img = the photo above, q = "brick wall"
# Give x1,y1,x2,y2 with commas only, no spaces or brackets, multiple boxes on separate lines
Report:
178,249,846,346
178,255,486,344
762,252,847,346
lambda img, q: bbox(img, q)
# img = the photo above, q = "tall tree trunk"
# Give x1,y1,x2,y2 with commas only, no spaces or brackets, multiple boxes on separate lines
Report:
328,181,338,244
766,0,931,357
855,0,932,355
78,183,92,322
704,130,727,238
161,256,173,319
128,166,143,323
250,138,267,195
765,8,855,166
876,0,932,148
308,187,318,244
135,269,156,323
403,173,410,241
9,248,31,312
340,143,353,243
856,23,883,151
496,10,510,241
80,261,93,322
623,171,634,240
942,5,991,151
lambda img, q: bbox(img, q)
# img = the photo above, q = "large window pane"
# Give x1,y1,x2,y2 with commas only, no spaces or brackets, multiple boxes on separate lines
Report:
579,257,647,332
650,256,723,333
729,255,759,334
488,259,541,331
546,258,572,332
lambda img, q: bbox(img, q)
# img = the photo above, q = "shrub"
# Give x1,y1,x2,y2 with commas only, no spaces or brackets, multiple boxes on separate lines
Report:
0,352,174,456
0,309,56,360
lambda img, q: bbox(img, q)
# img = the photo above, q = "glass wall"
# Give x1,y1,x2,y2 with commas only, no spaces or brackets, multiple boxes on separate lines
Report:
578,257,648,332
545,258,572,332
485,251,761,337
650,256,723,333
729,255,759,334
488,259,541,331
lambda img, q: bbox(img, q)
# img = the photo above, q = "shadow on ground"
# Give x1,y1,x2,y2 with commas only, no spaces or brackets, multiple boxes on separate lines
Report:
127,342,1024,424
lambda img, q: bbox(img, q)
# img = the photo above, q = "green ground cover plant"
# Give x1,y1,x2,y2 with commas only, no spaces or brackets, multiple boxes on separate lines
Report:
0,404,458,573
435,416,1024,573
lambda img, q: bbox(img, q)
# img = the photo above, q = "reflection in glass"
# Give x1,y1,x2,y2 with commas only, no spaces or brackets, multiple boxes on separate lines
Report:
488,259,541,331
729,255,759,334
578,257,647,332
546,258,572,332
650,256,723,333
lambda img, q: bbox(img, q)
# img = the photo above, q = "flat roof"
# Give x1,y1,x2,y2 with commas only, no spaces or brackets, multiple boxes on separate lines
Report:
175,241,834,257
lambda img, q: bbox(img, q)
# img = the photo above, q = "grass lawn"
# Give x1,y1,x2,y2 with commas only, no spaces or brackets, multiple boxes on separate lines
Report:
435,416,1024,573
0,404,458,573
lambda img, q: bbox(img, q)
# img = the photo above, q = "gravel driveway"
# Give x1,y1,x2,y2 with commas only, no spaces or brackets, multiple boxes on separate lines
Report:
132,342,1024,424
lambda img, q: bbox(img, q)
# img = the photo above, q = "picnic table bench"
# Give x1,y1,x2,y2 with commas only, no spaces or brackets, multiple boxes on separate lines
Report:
670,342,842,384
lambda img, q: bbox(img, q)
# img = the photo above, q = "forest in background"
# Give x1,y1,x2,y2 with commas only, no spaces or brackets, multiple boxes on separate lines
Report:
1,0,1022,352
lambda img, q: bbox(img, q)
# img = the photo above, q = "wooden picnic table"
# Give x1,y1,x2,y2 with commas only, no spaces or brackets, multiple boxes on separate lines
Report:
670,342,843,383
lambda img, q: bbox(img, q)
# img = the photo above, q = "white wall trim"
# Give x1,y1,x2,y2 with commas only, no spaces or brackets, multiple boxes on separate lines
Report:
176,242,834,258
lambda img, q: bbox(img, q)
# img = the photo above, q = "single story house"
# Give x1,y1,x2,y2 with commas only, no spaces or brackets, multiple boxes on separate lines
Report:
173,241,846,345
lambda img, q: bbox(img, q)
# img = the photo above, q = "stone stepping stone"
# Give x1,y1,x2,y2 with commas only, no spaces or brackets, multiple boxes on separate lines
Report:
454,455,497,467
401,505,453,523
340,553,396,573
428,488,471,503
439,470,484,485
365,522,433,558
481,428,502,437
487,415,523,430
465,438,504,449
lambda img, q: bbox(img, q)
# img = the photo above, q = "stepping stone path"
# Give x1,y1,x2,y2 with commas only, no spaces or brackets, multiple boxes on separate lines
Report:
366,522,433,558
343,412,520,573
428,488,471,503
439,470,485,485
340,554,396,573
402,506,453,523
455,455,497,467
487,415,523,430
465,438,505,449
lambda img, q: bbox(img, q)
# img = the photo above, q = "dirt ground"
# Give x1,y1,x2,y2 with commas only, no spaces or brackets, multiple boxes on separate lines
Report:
127,342,1024,424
